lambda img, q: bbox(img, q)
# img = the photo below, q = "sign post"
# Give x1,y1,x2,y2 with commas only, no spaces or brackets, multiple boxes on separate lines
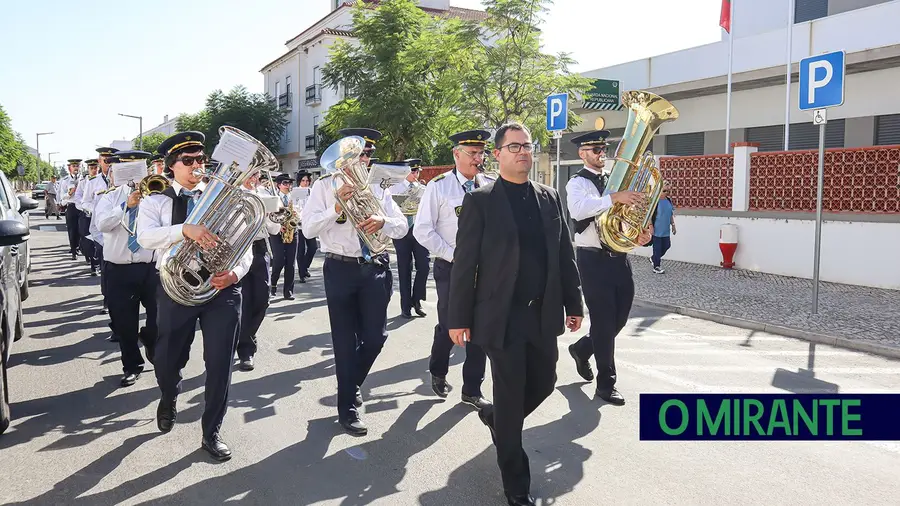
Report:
799,50,845,314
546,92,568,192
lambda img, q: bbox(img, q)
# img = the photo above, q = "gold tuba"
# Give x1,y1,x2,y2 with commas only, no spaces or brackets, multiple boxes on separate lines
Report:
158,126,274,306
595,90,678,253
320,136,393,254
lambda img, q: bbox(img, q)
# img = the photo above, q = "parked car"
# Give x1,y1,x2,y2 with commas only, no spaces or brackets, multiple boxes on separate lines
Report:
30,183,47,200
0,171,38,434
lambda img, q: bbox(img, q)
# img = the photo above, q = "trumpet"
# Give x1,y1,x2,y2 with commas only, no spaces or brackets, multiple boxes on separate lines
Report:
120,174,172,235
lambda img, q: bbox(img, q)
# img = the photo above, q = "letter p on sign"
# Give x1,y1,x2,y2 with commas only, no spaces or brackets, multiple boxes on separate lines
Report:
546,93,568,132
799,51,845,111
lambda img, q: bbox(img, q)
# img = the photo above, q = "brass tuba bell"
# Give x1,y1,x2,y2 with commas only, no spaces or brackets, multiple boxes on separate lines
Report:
595,90,678,253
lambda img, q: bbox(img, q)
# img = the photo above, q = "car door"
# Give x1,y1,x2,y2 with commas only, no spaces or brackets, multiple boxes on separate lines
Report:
0,174,27,281
0,177,20,332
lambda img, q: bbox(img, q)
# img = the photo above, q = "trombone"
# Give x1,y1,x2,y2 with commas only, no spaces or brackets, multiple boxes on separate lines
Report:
120,173,171,235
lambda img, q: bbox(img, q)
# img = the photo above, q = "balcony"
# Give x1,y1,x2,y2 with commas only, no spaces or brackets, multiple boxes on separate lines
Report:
278,92,292,109
305,135,317,152
305,84,322,105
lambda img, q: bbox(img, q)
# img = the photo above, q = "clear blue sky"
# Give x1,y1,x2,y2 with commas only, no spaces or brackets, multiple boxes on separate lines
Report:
0,0,721,164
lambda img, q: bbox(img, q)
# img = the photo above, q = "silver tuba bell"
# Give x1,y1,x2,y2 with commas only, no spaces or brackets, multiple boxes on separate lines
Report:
320,136,398,255
158,126,275,306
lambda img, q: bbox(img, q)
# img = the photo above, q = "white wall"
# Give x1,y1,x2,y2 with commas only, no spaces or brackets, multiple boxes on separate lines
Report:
630,214,900,290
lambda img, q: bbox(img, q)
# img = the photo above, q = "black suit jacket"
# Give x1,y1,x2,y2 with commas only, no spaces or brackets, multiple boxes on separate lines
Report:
447,179,584,351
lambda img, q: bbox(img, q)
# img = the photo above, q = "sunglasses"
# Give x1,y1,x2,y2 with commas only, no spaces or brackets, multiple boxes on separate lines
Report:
582,146,607,155
177,155,208,166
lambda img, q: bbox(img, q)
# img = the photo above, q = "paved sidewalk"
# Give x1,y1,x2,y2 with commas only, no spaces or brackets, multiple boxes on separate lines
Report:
630,255,900,358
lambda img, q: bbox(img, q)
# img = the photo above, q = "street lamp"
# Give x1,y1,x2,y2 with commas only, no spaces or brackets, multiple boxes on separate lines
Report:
36,131,54,167
118,113,143,150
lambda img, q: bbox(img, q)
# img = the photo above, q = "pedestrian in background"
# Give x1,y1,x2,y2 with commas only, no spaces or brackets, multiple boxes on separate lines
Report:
651,183,676,274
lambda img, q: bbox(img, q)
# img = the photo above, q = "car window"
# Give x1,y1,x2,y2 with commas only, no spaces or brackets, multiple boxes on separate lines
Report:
0,173,11,212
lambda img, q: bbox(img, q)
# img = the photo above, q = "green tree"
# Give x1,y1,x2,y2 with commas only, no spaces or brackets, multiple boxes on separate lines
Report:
174,85,288,155
0,105,27,179
132,131,170,155
321,0,475,162
461,0,592,148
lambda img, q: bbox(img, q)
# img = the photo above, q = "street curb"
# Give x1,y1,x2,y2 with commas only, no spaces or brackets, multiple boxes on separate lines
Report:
633,298,900,361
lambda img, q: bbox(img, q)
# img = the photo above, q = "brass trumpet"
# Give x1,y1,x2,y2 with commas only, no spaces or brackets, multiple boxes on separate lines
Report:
120,174,172,236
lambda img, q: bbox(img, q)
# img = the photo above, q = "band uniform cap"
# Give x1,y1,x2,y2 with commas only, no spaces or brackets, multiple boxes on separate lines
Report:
404,158,422,169
84,159,100,166
67,158,83,164
95,147,120,156
157,131,206,157
338,128,382,148
570,130,611,147
149,153,164,162
113,150,152,162
449,129,491,147
106,156,121,164
273,174,293,184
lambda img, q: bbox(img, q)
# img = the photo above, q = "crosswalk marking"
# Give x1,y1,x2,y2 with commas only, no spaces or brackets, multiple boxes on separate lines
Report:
617,348,860,357
631,365,900,374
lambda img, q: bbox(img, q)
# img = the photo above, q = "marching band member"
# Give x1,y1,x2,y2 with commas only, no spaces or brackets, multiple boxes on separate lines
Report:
73,160,94,269
149,153,166,175
136,131,251,461
269,174,299,300
294,171,317,283
564,130,652,406
301,127,408,436
87,148,116,314
235,172,282,371
390,159,430,319
412,130,493,409
59,159,83,259
93,150,158,387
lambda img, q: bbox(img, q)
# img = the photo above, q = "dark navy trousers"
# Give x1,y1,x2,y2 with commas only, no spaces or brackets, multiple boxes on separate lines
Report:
236,241,271,361
105,262,158,374
269,233,298,295
392,224,430,312
65,205,80,255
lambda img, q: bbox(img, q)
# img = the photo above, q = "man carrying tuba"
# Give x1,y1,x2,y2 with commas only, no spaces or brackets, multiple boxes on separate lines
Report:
564,130,652,406
300,127,409,436
136,131,252,462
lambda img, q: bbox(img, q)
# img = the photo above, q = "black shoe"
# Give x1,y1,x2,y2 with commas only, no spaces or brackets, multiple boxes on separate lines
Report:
201,434,232,461
400,309,413,319
431,375,452,398
156,397,177,433
568,343,594,382
284,292,295,300
90,269,98,277
107,334,120,343
413,302,427,317
596,387,626,406
461,393,492,410
120,372,140,387
239,357,254,371
506,493,536,506
354,386,364,408
100,305,108,315
298,276,307,283
340,415,368,436
478,406,497,446
71,253,76,260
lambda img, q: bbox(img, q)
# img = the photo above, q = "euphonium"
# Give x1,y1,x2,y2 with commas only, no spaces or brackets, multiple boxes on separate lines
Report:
158,126,275,306
595,90,678,253
320,136,392,254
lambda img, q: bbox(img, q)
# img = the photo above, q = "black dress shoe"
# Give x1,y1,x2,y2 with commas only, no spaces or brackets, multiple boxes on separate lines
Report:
340,415,368,436
239,357,254,371
354,386,364,408
201,434,232,461
400,309,413,319
596,387,626,406
568,343,594,381
461,393,492,410
284,292,295,300
157,398,177,433
120,372,140,387
431,375,452,398
506,493,536,506
413,302,427,317
107,334,120,343
478,407,498,446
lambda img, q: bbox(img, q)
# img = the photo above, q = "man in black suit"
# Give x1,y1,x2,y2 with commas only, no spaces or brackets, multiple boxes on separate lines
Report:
447,122,584,506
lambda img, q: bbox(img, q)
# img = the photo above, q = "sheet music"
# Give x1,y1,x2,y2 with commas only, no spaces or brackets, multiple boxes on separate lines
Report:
290,187,311,205
368,164,409,189
111,161,147,186
211,129,256,173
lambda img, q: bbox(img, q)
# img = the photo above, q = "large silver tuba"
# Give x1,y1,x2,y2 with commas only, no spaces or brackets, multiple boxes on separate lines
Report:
320,136,401,255
158,126,275,306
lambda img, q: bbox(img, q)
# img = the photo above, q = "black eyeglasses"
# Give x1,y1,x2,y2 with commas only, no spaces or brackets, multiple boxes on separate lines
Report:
177,155,208,166
499,143,534,153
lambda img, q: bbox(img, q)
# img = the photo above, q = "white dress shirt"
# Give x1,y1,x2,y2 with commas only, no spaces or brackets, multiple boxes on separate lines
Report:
566,165,614,249
79,174,109,216
72,178,87,211
245,186,283,240
300,175,408,257
93,186,155,264
57,175,78,205
136,180,253,281
413,169,494,263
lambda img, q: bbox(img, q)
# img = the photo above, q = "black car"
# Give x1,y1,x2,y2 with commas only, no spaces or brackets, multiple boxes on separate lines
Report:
31,183,47,200
0,171,38,434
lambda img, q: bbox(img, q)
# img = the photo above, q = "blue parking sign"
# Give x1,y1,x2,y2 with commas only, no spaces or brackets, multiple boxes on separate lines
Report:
546,93,568,131
799,51,845,111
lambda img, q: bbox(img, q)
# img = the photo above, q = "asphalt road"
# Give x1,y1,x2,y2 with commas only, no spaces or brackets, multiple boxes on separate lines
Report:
2,211,899,505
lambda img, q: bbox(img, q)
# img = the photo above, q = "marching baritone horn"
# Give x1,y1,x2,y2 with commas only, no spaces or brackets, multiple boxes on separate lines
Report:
595,90,678,253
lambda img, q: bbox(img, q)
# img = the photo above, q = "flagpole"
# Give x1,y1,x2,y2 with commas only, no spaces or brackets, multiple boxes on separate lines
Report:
783,0,795,150
725,0,735,153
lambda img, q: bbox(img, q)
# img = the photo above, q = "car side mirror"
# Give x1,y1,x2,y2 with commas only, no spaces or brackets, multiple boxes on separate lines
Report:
18,195,39,213
0,219,29,246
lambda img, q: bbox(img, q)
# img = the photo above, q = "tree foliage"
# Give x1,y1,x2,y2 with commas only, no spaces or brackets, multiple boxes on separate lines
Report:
0,104,55,182
132,132,170,155
174,85,288,155
321,0,475,162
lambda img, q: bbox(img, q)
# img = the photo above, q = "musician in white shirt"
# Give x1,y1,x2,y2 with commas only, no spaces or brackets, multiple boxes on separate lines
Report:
93,150,158,387
300,127,408,436
136,131,250,462
388,159,430,319
59,160,82,258
269,174,299,300
294,171,317,283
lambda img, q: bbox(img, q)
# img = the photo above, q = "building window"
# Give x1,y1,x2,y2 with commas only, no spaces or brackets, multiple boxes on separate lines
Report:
794,0,828,23
875,114,900,145
665,132,705,156
275,81,281,105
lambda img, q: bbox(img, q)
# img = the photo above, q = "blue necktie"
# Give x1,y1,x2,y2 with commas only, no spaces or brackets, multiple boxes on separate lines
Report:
182,189,198,215
126,205,141,252
406,182,415,228
282,194,289,206
464,180,475,193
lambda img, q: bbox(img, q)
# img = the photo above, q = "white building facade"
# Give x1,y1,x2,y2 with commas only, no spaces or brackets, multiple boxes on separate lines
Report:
557,0,900,290
259,0,486,179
